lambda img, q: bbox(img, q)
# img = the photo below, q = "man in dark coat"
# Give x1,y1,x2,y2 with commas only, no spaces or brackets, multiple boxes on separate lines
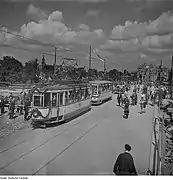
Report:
0,97,5,114
9,98,15,119
123,96,130,119
24,98,30,121
113,144,137,175
117,93,122,106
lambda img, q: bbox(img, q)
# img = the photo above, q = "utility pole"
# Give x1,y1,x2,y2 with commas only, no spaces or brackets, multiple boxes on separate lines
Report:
170,54,173,99
54,47,57,76
89,46,92,70
88,46,92,80
159,60,162,85
103,59,106,80
104,60,106,74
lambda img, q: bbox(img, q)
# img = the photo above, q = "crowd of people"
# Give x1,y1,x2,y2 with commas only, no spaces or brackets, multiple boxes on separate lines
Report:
116,82,169,119
0,90,32,121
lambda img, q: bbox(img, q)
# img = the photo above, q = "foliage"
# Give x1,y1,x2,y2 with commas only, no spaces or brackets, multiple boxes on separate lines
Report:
0,56,23,83
23,59,40,83
1,55,156,84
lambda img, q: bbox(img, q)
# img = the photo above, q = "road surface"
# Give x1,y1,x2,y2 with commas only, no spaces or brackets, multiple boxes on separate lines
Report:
0,93,154,175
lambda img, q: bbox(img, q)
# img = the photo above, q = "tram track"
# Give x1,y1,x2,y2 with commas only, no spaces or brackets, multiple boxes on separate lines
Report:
33,119,102,175
0,97,110,154
0,104,107,173
0,107,95,154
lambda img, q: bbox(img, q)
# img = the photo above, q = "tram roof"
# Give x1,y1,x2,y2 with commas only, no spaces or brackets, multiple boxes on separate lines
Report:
89,80,112,84
33,82,89,92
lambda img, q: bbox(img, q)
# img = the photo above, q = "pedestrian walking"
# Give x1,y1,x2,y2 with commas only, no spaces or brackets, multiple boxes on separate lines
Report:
139,94,145,113
113,144,137,175
1,96,5,114
9,97,15,119
117,93,122,106
123,95,130,119
24,98,30,121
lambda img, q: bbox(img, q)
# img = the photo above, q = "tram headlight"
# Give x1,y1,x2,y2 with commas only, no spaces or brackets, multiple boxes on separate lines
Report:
92,97,98,101
32,109,39,118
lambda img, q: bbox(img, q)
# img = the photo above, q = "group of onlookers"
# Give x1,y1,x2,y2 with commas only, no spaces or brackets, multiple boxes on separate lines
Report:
116,82,170,118
0,90,31,121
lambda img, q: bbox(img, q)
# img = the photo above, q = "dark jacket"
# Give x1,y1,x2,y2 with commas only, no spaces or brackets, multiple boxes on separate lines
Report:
113,152,137,175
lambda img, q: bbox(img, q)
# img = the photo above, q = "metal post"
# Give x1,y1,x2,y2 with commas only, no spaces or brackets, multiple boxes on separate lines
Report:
89,46,92,70
88,46,92,80
54,47,57,76
170,54,173,99
104,60,106,80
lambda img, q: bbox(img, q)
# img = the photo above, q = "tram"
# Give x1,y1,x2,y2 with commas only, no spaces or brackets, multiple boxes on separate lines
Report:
90,80,113,105
30,82,91,127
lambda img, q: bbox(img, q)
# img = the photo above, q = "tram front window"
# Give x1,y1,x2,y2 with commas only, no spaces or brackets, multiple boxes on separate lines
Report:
92,85,98,95
33,94,43,107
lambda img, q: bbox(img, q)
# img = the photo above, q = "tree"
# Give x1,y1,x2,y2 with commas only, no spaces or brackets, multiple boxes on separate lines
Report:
0,56,23,83
88,69,98,80
108,69,119,81
23,59,40,83
98,71,104,80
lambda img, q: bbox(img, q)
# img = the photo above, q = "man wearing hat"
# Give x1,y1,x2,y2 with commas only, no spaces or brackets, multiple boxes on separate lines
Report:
113,144,137,175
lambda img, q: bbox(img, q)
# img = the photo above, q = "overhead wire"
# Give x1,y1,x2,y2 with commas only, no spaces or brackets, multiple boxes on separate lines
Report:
0,28,96,65
0,28,74,52
0,44,54,57
0,29,55,48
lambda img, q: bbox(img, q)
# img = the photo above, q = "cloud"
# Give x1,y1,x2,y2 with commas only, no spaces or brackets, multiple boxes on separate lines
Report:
86,10,99,16
146,11,173,35
110,21,147,40
0,9,105,50
27,4,48,20
103,10,173,58
78,24,90,31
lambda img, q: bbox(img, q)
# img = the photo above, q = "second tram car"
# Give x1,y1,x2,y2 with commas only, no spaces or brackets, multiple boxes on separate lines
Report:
30,82,91,127
90,81,113,105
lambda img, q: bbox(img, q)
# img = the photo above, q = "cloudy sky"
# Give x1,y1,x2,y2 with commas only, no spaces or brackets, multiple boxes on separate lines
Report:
1,0,173,71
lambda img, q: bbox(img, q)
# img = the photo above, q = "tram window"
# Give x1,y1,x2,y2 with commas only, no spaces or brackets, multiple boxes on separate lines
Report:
72,89,76,102
52,93,57,107
98,86,101,94
59,92,63,106
69,91,73,103
106,84,108,90
102,84,104,92
92,86,97,95
77,89,82,101
44,92,50,107
81,89,85,100
75,89,79,102
85,88,88,99
65,91,68,104
34,96,41,106
85,88,90,99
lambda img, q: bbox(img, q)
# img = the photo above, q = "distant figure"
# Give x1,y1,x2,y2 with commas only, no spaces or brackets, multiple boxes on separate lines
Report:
139,94,146,113
24,98,30,121
113,144,137,175
0,96,5,114
117,93,122,106
123,95,130,119
9,97,15,119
